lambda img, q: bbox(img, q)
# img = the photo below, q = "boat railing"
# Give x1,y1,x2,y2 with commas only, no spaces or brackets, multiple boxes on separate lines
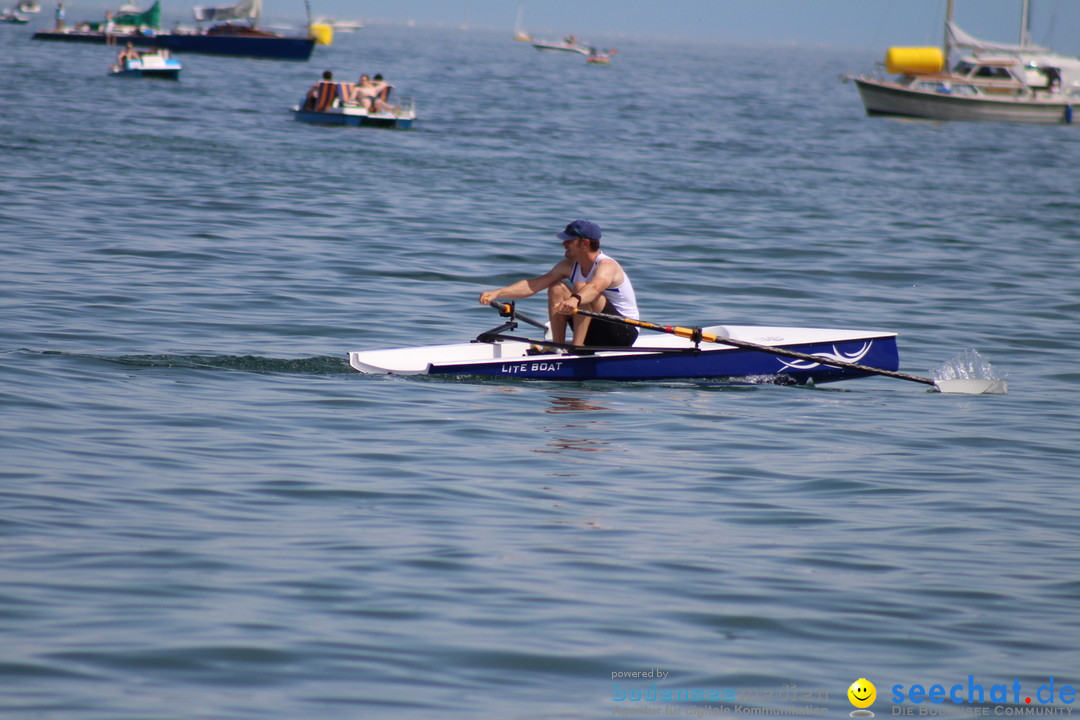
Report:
907,77,1033,98
872,64,1040,98
330,96,414,118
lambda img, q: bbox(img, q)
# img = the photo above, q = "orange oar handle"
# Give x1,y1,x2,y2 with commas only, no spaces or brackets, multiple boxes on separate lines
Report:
597,313,710,344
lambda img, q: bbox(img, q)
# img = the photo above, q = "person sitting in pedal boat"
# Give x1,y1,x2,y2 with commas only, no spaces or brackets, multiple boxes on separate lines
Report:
479,219,640,347
348,74,394,113
116,41,140,65
303,70,337,111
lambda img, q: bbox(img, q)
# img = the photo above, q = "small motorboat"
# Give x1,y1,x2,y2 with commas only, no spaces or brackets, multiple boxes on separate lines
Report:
108,51,182,78
1,8,30,23
586,48,616,65
532,35,589,55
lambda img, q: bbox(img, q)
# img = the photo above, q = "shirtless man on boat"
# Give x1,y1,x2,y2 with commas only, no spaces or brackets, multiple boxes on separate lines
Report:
349,74,393,113
116,41,140,65
479,219,640,347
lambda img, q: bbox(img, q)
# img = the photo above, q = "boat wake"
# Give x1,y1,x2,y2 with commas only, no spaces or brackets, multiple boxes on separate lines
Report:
37,350,354,375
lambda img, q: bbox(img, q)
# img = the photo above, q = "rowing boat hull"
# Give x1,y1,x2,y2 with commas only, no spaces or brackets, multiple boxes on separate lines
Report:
349,325,900,384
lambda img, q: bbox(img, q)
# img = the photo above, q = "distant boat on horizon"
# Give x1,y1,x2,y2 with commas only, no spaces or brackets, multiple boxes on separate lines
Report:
513,2,530,41
586,47,616,65
32,0,319,61
314,17,362,32
1,7,31,22
845,0,1080,124
532,35,589,55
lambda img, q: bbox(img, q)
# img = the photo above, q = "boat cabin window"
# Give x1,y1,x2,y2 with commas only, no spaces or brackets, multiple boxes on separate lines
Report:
953,61,975,75
973,66,1012,79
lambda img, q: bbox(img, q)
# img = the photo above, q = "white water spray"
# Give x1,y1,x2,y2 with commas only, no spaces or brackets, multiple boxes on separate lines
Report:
933,349,1004,382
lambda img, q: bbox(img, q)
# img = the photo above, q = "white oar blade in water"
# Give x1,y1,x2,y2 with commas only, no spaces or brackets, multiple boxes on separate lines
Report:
934,379,1008,395
931,351,1007,394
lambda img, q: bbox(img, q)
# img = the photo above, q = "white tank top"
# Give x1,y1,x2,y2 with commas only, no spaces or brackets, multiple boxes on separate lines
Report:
569,252,640,320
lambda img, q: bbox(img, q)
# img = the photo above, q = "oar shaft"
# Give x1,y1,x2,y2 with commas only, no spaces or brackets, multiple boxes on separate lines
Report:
707,333,935,386
574,308,937,387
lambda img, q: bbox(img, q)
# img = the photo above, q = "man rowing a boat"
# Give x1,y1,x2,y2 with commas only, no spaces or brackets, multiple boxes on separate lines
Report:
479,219,640,347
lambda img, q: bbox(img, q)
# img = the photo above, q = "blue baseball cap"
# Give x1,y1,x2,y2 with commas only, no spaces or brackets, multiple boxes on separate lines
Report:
556,219,602,242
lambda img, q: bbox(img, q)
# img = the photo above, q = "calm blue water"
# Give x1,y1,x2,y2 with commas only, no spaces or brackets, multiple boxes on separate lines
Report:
2,20,1080,720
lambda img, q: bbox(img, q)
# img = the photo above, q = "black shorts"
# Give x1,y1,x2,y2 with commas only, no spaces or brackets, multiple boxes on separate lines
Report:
583,302,639,347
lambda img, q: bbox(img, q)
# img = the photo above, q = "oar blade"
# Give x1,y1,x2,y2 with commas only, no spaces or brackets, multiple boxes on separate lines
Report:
933,378,1008,395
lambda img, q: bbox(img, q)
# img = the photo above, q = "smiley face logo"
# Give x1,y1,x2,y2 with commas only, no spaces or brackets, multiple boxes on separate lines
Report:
848,678,876,709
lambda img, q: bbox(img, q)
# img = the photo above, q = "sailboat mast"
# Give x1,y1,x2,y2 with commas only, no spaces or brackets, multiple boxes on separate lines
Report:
1019,0,1031,46
943,0,954,56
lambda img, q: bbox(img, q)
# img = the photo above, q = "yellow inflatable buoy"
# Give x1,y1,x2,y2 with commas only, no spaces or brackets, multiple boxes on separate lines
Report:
884,46,944,75
310,23,333,46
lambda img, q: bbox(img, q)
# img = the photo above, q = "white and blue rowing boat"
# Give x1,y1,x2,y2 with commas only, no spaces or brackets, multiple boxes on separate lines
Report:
348,303,1006,394
350,325,897,383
